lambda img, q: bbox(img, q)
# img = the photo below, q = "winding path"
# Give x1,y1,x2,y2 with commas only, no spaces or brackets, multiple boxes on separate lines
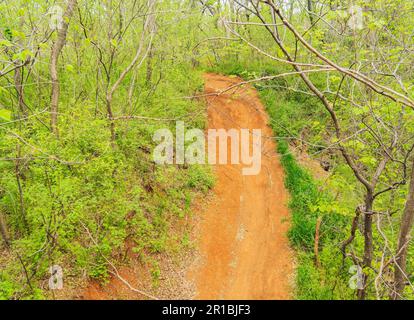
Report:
189,73,294,300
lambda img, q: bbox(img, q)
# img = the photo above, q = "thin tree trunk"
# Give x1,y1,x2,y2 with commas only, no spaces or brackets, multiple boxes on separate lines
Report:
341,206,362,258
50,0,77,135
105,0,156,147
14,66,27,116
392,160,414,299
14,16,28,116
307,0,314,24
0,210,10,248
15,145,28,232
146,45,154,86
356,193,374,300
314,216,322,267
146,3,157,86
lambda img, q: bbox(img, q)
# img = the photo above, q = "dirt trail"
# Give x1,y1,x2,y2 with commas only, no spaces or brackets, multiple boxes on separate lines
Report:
189,73,294,300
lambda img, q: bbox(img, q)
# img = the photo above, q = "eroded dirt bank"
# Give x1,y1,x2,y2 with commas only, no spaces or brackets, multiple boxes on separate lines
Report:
188,73,294,300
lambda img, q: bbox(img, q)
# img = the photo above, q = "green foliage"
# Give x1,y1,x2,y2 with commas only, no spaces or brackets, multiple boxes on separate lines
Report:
186,165,215,193
276,140,319,249
1,0,413,301
0,0,215,299
262,87,355,300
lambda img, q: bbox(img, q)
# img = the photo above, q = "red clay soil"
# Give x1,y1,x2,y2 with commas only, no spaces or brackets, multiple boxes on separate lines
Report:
188,73,294,300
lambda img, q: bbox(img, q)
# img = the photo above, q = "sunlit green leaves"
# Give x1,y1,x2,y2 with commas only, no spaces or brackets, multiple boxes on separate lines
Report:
0,108,11,121
3,27,12,41
12,49,33,61
0,39,13,47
